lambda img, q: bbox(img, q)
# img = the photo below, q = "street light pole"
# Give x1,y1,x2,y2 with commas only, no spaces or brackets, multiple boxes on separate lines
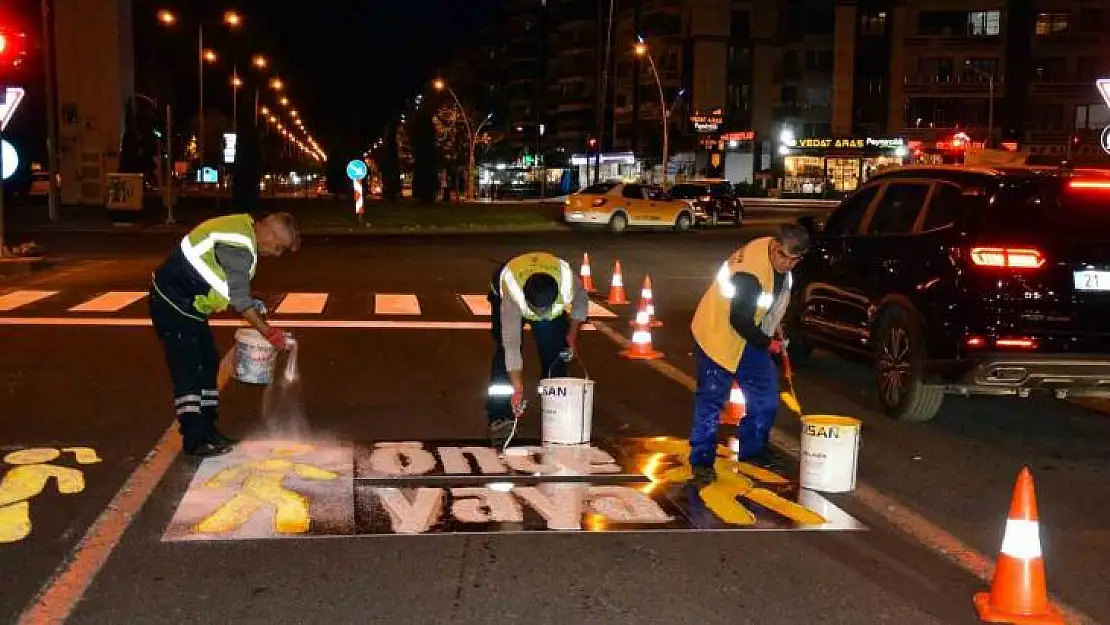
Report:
197,23,205,166
40,0,60,221
438,82,479,201
638,42,669,188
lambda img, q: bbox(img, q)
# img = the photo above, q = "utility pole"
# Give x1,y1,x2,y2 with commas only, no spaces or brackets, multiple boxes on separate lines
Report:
41,0,60,221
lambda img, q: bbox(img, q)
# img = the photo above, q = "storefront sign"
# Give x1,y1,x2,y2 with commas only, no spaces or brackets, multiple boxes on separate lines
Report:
690,108,724,133
722,131,755,142
791,137,865,149
865,137,904,149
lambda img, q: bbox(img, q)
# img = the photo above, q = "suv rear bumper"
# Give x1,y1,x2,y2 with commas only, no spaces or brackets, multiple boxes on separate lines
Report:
945,353,1110,398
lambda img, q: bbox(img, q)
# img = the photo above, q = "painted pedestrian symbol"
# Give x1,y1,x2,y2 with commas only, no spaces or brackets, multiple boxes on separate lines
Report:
194,443,339,536
639,438,826,526
0,447,102,543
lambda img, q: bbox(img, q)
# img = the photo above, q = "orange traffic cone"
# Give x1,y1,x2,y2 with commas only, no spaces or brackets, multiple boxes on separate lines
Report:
628,294,662,329
720,382,746,426
973,467,1063,625
607,260,629,305
639,274,663,327
620,316,663,360
580,253,597,293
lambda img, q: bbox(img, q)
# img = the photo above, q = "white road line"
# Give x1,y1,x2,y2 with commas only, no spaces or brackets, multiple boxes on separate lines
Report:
0,317,598,330
460,294,491,316
0,290,59,312
587,301,618,319
275,292,329,315
68,291,147,313
374,293,421,315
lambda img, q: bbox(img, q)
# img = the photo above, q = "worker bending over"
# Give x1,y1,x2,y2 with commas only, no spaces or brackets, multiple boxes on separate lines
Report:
687,224,809,485
149,212,300,457
486,251,590,448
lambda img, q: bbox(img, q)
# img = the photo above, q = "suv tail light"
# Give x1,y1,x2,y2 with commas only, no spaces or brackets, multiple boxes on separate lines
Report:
969,246,1046,269
1067,179,1110,190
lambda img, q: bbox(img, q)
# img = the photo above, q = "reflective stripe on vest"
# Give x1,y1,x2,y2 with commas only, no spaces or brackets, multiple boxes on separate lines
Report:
179,231,257,299
715,260,791,313
500,259,574,321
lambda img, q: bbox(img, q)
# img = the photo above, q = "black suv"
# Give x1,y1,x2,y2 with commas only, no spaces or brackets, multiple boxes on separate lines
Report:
668,180,744,226
787,165,1110,422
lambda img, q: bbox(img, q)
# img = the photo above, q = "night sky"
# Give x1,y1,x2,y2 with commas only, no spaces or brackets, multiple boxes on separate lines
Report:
145,0,498,158
5,0,498,166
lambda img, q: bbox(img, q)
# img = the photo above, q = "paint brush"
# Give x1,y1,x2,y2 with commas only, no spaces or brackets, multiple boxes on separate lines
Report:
776,332,803,415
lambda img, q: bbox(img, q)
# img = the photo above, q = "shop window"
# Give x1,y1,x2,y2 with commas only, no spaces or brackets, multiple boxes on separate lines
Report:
826,157,861,193
825,185,880,237
866,183,930,235
783,155,825,195
922,184,961,231
1035,13,1069,36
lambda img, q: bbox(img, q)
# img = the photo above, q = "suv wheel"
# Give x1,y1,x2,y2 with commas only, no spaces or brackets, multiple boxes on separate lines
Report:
873,307,944,422
608,213,628,233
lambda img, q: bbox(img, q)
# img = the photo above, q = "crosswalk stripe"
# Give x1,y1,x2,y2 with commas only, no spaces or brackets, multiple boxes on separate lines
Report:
275,292,329,315
588,301,618,319
460,294,491,316
68,291,147,313
374,293,421,315
0,290,59,312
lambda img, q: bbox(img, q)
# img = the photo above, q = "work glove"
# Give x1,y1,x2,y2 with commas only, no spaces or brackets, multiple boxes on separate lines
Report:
511,383,526,417
252,299,268,316
768,339,784,355
263,326,291,350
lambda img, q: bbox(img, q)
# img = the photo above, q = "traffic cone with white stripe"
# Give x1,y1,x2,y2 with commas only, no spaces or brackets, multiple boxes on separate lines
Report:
720,381,746,426
638,274,663,327
973,467,1063,624
620,314,663,360
580,253,597,293
607,260,629,305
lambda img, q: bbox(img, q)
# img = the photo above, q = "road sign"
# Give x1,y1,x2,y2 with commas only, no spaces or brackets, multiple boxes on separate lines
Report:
1098,79,1110,155
1,139,18,181
0,86,24,131
346,159,367,181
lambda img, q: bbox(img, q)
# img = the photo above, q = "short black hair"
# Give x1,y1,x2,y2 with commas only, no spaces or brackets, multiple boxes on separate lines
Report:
523,273,558,310
265,212,301,252
776,223,810,256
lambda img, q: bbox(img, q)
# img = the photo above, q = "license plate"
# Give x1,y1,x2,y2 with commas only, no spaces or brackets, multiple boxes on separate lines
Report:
1073,270,1110,292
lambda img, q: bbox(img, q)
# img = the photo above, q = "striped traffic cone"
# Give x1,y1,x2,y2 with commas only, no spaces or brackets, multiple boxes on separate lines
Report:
607,260,629,305
973,467,1064,624
720,381,746,426
628,294,661,329
580,253,597,293
620,316,663,360
634,274,662,327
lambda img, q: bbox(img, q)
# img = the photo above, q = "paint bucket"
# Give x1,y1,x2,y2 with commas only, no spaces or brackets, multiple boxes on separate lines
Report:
799,415,861,493
539,377,595,445
233,328,278,385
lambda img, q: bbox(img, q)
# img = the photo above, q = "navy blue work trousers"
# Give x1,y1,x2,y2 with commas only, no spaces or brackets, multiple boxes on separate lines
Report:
688,342,779,467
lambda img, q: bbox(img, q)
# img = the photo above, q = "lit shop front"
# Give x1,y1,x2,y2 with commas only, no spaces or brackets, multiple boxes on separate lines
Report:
780,137,908,197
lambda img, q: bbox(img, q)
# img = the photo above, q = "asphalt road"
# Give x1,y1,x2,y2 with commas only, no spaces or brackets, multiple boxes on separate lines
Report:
0,227,1106,624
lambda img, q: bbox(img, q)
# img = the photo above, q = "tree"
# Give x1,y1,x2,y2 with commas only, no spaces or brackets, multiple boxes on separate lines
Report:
381,123,402,202
409,106,439,203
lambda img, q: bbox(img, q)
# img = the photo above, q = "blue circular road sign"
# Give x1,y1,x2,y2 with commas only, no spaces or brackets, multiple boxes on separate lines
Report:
346,159,368,181
1,139,19,181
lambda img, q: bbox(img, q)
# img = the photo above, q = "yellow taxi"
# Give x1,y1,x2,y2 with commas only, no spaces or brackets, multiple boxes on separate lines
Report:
563,181,697,233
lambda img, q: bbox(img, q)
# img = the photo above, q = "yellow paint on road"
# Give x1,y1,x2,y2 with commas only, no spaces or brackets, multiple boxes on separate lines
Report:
194,445,338,536
275,292,330,315
0,447,101,543
374,293,422,315
460,294,492,316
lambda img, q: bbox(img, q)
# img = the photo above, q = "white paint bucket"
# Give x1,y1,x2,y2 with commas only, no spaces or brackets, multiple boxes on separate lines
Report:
799,415,862,493
539,377,595,445
233,328,277,385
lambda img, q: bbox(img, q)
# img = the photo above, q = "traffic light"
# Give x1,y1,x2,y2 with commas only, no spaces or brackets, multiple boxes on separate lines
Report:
0,26,27,70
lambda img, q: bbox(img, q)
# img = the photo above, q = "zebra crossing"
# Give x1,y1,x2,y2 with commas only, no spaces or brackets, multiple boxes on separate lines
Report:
0,289,622,322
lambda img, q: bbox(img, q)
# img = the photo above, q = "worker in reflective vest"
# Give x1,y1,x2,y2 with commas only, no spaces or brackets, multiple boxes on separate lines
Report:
687,224,810,485
486,251,590,448
148,213,300,457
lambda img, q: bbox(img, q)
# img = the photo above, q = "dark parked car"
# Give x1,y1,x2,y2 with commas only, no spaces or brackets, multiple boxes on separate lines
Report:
786,164,1110,422
668,179,744,226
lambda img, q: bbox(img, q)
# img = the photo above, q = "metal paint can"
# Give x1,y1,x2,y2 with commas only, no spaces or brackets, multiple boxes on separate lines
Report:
233,328,277,385
799,415,861,493
538,377,595,445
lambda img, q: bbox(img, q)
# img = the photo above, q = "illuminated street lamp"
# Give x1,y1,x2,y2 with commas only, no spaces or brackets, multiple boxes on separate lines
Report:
157,9,176,25
635,36,669,188
432,77,490,200
223,10,242,27
260,105,269,116
203,49,217,63
280,96,289,107
269,77,284,91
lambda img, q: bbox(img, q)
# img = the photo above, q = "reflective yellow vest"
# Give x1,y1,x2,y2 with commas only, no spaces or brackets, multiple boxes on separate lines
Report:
497,252,575,321
179,214,258,315
690,237,791,371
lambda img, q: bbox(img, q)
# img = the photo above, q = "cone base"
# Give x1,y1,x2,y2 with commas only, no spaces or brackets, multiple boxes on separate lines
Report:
608,298,629,306
620,347,664,360
629,318,663,328
973,592,1064,625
